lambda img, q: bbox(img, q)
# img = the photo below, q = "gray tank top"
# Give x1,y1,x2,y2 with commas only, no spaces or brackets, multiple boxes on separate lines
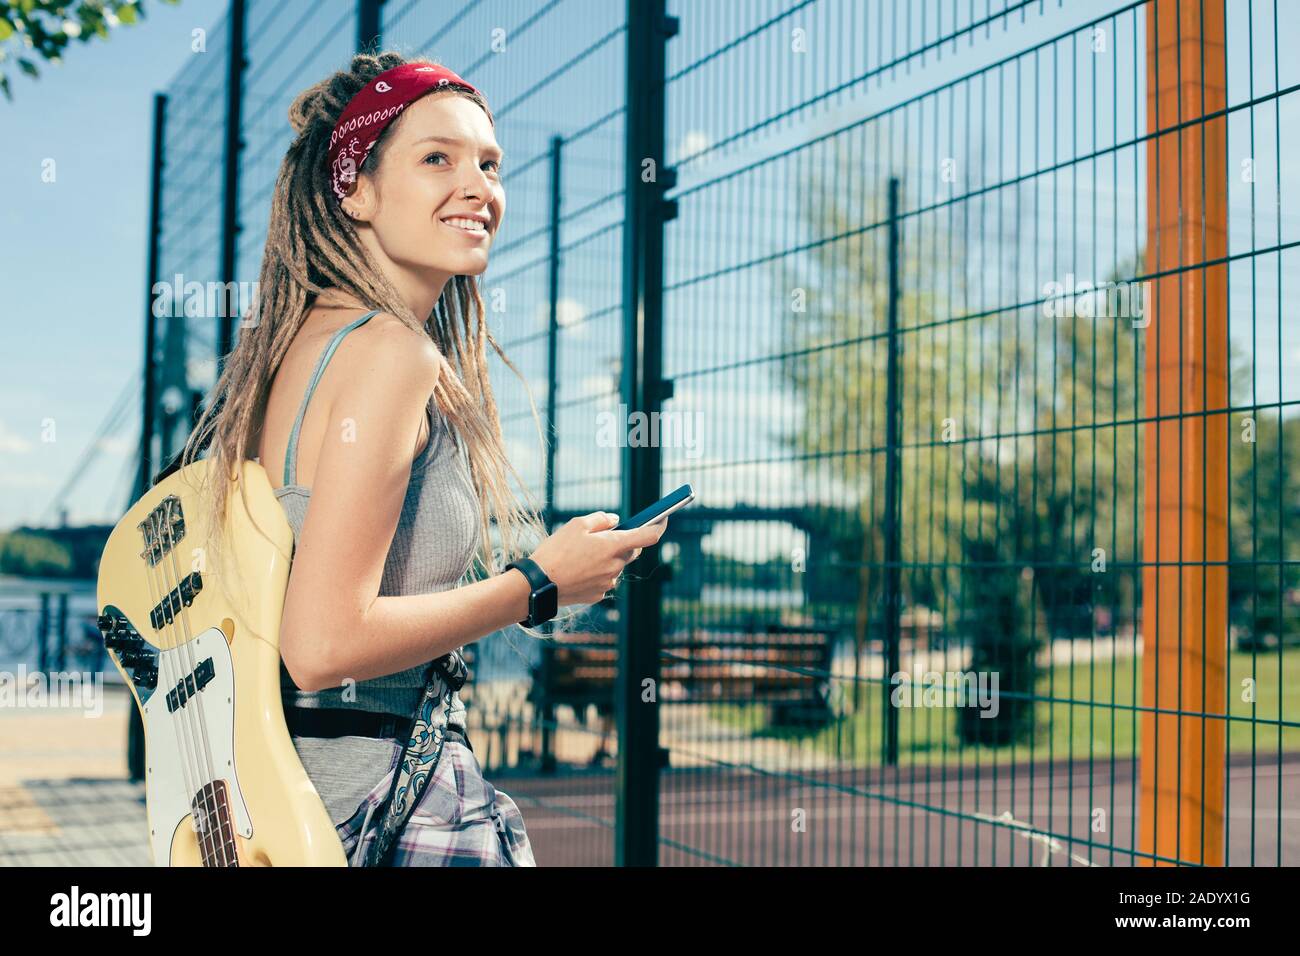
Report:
272,309,479,823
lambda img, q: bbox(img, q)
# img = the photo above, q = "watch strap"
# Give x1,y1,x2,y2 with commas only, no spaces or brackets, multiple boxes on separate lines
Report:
505,557,554,626
505,556,551,591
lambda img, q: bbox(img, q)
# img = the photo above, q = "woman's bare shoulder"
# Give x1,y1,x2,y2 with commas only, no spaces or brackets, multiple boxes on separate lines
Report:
335,311,444,394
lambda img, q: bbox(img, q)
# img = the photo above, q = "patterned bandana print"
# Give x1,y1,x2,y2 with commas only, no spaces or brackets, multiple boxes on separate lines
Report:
357,649,469,867
327,62,480,202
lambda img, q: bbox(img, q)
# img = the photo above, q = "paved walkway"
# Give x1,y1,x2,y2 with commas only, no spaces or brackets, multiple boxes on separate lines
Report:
0,683,149,866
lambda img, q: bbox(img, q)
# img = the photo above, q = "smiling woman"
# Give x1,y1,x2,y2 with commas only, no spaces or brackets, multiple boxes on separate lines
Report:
169,48,666,868
326,67,507,319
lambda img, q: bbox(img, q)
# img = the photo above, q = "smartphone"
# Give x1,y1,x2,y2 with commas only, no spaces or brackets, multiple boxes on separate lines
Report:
613,483,695,530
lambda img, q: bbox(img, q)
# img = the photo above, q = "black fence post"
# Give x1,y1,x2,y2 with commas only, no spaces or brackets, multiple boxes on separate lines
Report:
37,592,50,674
357,0,384,53
529,135,565,774
617,0,676,867
538,643,556,774
883,177,902,766
137,93,166,502
54,592,68,673
217,0,246,374
545,135,562,528
131,88,168,781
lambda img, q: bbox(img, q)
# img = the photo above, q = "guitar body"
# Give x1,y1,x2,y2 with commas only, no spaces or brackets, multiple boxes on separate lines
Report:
96,458,346,866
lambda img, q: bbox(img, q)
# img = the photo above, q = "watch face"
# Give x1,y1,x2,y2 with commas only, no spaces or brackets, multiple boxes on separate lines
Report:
537,582,559,620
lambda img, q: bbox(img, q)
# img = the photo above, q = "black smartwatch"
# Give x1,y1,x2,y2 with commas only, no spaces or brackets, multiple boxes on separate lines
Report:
504,556,559,627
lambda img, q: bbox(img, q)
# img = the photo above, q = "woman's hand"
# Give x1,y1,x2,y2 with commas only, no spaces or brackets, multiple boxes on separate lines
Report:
527,512,668,606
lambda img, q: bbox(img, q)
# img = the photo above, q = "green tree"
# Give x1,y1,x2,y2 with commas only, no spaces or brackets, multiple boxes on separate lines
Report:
772,134,979,720
950,257,1145,745
0,530,74,576
776,126,1149,748
1228,406,1300,647
0,0,178,101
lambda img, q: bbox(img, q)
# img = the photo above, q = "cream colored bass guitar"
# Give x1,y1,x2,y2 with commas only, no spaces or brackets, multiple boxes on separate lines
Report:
96,458,345,866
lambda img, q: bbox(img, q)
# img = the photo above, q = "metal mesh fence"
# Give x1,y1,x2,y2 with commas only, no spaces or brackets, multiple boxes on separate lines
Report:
143,0,1298,866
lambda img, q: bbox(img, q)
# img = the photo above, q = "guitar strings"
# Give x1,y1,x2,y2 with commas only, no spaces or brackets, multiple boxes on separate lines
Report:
150,503,228,866
159,493,234,866
139,505,216,866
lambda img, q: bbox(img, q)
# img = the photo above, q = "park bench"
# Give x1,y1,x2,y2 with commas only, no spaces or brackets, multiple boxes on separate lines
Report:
527,621,838,768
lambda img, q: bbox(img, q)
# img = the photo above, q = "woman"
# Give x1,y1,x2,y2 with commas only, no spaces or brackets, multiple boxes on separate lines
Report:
177,51,665,865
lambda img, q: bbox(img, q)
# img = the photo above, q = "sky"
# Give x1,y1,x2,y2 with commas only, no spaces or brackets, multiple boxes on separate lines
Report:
1,0,1296,570
0,0,229,530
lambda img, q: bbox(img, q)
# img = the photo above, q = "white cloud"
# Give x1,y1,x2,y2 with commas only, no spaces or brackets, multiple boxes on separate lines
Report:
502,433,547,491
524,297,591,338
0,468,48,488
95,436,134,456
704,519,807,564
678,130,712,161
578,374,616,396
555,297,588,332
0,419,33,454
187,356,216,389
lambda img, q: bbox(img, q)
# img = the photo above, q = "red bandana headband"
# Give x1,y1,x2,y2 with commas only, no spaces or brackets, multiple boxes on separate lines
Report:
328,62,480,202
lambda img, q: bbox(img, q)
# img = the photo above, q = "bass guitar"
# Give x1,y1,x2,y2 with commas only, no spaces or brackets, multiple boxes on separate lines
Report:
96,457,346,866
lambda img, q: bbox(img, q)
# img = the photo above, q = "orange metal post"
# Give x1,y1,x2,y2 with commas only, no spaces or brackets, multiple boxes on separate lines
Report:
1141,0,1228,866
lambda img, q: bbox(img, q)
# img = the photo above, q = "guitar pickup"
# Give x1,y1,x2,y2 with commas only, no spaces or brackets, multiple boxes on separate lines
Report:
149,572,204,630
166,657,215,713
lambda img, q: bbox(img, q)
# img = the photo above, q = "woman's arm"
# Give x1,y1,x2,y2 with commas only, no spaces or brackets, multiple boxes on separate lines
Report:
278,314,529,692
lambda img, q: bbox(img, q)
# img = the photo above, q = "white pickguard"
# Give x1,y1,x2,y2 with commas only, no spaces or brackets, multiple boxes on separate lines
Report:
141,626,253,865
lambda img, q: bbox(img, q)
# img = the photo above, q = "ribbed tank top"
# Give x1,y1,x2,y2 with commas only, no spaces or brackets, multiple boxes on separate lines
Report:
274,308,477,732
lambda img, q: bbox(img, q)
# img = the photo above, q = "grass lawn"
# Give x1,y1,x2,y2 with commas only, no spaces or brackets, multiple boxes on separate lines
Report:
707,648,1300,767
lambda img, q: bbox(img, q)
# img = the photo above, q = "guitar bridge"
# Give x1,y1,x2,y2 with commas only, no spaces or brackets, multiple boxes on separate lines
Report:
137,494,187,567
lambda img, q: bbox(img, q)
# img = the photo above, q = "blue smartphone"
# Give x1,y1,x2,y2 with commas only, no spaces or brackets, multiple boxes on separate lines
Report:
613,483,695,530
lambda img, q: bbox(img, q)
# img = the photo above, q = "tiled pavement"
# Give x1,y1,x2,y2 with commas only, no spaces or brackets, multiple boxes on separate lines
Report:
0,684,150,866
0,778,150,866
8,682,1295,867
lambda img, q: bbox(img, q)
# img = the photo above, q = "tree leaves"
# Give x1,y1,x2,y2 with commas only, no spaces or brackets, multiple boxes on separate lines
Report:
0,0,177,101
